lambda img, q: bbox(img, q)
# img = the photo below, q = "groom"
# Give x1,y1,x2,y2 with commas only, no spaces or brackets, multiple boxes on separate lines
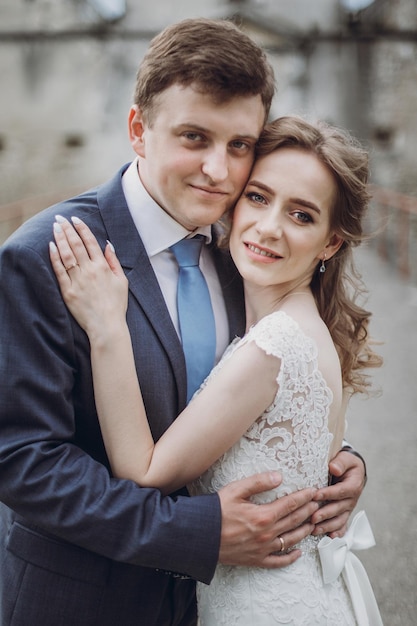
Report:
0,18,366,626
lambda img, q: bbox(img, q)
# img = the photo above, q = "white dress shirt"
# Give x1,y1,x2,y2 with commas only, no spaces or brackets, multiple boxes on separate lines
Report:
122,158,230,364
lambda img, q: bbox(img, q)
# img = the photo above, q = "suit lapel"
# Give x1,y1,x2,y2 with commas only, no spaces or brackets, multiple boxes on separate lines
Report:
126,253,187,403
96,167,186,400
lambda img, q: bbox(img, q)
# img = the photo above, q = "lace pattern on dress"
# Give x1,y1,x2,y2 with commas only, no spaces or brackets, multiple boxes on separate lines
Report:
190,311,333,502
189,311,357,626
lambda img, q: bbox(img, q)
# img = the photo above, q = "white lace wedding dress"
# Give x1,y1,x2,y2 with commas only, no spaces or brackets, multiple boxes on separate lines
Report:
189,311,357,626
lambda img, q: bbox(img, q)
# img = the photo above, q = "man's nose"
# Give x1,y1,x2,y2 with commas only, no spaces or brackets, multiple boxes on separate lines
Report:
201,147,228,183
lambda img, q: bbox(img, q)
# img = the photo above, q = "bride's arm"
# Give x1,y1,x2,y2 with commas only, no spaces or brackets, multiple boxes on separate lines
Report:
50,217,280,495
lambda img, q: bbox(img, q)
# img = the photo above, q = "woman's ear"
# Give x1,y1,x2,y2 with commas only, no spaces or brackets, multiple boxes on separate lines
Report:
128,105,146,157
320,233,344,261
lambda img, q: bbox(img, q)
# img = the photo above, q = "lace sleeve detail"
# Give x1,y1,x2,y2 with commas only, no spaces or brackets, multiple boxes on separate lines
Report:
242,312,333,495
190,311,334,501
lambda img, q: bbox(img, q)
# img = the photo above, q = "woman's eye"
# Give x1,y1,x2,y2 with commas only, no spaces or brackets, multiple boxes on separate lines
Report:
293,210,313,223
246,192,266,204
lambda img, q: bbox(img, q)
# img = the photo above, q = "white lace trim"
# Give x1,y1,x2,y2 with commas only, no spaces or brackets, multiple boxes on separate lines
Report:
190,311,357,625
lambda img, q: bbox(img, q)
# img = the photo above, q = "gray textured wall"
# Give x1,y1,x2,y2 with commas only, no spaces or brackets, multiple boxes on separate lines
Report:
1,0,416,206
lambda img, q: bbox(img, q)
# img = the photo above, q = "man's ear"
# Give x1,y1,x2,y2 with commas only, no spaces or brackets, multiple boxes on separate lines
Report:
128,105,146,157
321,233,344,261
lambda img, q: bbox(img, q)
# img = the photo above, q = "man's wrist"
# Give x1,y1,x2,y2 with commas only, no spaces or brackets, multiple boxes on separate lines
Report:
340,444,367,485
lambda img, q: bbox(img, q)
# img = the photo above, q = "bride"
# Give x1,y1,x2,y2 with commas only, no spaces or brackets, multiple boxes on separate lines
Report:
50,116,383,625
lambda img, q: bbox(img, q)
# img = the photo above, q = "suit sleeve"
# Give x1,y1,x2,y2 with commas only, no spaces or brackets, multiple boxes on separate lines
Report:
0,236,220,584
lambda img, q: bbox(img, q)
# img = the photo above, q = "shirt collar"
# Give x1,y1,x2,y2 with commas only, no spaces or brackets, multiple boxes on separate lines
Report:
122,158,212,257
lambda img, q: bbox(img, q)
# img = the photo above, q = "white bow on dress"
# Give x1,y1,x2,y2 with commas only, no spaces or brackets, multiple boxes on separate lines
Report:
318,510,384,625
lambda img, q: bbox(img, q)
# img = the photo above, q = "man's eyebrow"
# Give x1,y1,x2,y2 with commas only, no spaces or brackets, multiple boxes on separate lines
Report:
175,123,208,132
175,123,259,141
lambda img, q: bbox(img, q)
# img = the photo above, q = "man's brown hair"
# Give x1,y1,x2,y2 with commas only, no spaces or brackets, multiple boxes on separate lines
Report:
133,18,275,124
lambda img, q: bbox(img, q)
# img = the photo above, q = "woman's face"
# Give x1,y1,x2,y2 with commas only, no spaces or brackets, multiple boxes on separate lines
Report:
229,146,343,292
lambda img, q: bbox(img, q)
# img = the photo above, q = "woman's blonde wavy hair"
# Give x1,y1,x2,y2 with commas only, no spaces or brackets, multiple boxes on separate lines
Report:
225,115,383,394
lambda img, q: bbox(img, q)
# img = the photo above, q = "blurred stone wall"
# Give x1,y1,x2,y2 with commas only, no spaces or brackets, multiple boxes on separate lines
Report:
1,0,416,207
364,1,417,194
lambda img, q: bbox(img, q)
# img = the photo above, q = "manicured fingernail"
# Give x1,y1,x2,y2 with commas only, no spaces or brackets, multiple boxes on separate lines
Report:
55,214,66,223
71,216,82,224
53,222,62,233
49,241,57,252
106,240,115,253
268,472,281,485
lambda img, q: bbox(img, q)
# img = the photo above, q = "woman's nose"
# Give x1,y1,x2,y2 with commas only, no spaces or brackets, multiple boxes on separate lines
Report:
256,210,283,239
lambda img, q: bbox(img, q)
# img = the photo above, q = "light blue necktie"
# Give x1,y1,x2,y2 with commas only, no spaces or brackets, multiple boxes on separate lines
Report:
170,235,216,403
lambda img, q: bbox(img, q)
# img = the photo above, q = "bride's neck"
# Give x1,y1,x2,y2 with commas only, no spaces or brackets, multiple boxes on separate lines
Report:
244,283,312,330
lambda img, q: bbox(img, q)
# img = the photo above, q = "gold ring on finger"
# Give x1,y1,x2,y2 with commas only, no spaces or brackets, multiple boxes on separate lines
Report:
278,536,285,552
65,262,78,271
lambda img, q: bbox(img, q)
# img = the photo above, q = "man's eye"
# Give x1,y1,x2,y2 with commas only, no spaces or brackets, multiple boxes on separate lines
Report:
183,132,204,142
231,141,251,152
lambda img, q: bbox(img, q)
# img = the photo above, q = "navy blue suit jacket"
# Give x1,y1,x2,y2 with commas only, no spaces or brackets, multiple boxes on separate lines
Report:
0,165,245,625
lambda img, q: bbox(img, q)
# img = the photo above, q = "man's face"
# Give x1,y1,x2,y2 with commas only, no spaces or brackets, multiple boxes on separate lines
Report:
129,84,265,230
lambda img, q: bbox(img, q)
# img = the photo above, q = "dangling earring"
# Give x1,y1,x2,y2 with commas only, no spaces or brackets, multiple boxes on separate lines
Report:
319,255,326,274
